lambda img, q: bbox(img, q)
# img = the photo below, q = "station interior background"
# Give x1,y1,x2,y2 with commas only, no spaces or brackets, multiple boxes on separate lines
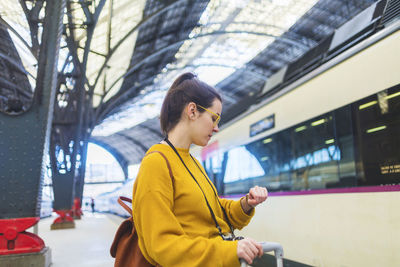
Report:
1,0,399,266
2,0,380,202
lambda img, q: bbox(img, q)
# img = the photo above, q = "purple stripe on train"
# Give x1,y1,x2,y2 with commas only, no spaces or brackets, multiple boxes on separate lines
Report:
223,184,400,198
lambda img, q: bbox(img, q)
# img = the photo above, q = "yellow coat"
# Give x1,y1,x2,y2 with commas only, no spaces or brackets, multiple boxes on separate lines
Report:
132,144,254,267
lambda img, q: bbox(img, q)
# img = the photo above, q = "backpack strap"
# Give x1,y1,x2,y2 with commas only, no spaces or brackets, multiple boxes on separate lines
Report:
118,196,132,214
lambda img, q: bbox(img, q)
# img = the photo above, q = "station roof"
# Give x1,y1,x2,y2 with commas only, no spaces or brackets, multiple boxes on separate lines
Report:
91,0,377,166
0,0,377,167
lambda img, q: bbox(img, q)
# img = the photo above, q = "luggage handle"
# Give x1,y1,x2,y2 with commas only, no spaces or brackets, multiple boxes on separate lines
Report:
118,196,132,214
240,241,284,267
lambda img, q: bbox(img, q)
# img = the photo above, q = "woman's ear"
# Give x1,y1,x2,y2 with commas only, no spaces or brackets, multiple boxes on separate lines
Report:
186,102,197,119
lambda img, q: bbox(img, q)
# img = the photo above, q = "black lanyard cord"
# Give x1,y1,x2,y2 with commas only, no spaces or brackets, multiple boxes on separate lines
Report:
190,154,235,234
164,138,235,238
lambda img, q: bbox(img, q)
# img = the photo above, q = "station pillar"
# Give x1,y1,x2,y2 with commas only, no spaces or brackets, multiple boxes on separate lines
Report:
0,0,65,265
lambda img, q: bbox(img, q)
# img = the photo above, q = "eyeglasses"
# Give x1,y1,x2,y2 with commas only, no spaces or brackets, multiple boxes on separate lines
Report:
197,104,221,127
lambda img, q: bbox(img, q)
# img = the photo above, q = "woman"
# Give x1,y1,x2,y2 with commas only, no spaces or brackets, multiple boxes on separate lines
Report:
132,72,268,266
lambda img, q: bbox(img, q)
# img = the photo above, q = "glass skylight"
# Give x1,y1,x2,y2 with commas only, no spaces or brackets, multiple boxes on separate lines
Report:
0,2,39,88
91,90,166,136
93,0,318,136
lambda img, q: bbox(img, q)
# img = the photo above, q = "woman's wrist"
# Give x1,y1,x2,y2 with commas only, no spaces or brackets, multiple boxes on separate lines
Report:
245,194,256,208
240,194,254,214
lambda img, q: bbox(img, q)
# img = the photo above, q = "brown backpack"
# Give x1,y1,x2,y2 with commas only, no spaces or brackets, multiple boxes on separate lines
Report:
110,151,174,267
110,196,154,267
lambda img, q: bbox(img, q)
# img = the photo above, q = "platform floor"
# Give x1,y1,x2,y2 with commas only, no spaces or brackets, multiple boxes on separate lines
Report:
27,213,308,267
30,213,124,267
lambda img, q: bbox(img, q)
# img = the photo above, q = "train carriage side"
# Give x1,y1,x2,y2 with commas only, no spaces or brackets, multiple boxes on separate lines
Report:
192,22,400,266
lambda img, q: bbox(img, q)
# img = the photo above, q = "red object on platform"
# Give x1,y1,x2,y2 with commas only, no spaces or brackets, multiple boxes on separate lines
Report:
72,198,83,219
0,217,45,255
53,210,74,224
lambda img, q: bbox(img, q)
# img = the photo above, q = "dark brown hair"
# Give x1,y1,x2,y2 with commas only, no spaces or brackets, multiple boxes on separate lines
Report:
160,72,222,135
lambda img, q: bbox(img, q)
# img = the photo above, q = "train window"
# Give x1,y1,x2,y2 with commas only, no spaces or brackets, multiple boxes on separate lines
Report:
211,151,224,173
221,113,345,193
353,84,400,186
206,84,400,195
202,151,227,194
330,106,357,188
283,113,341,191
224,146,265,183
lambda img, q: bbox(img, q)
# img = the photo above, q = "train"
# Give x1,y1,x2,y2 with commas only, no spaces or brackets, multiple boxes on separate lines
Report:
97,4,400,266
192,8,400,267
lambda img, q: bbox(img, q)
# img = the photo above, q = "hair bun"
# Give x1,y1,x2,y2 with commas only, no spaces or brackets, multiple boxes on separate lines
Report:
175,72,197,86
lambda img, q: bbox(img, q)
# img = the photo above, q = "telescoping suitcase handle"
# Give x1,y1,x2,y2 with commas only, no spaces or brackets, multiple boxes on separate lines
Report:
240,242,284,267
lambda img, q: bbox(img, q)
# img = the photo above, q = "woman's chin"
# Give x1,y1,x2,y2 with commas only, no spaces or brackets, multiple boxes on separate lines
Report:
194,139,209,147
203,137,211,146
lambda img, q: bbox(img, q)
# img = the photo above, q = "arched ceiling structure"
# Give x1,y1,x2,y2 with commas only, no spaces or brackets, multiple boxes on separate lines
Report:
0,0,383,168
91,0,379,166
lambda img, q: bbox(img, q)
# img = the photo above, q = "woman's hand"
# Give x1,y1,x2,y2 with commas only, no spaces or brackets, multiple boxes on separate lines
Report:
247,186,268,208
237,237,263,265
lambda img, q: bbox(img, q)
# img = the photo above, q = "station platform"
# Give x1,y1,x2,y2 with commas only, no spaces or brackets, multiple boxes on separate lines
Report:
22,212,309,267
28,213,124,267
27,213,308,267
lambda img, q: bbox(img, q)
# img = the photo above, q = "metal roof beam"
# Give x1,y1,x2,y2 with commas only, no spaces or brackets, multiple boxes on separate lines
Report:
92,0,190,91
95,29,308,117
115,133,148,152
140,124,163,138
0,16,37,60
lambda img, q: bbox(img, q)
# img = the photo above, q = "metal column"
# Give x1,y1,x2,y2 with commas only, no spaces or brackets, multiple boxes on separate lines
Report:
0,0,65,259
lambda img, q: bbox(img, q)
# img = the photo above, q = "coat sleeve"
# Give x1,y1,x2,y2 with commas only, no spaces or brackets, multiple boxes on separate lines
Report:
133,153,240,267
218,197,255,230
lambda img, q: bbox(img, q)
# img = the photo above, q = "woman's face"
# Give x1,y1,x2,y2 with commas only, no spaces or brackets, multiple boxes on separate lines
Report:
191,99,222,147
